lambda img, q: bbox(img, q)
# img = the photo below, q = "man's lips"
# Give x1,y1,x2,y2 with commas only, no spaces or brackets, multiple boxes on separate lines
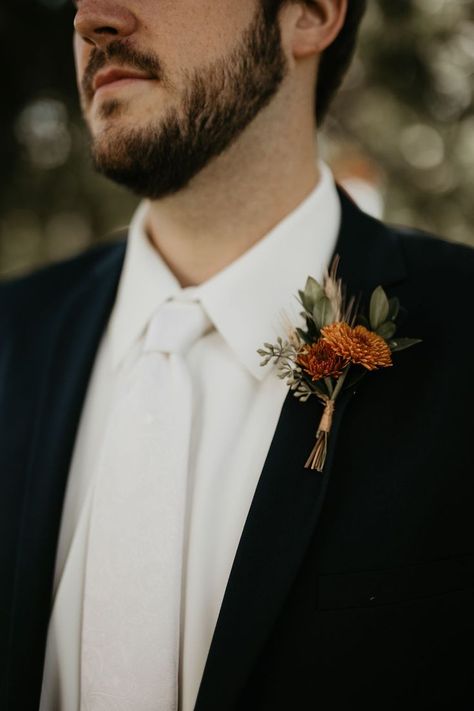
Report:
93,67,155,93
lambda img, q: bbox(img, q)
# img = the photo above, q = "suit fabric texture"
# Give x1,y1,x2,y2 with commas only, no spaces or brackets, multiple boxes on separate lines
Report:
1,189,473,710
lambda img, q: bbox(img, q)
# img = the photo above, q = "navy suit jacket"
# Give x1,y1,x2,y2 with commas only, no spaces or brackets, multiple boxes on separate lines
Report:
1,190,473,710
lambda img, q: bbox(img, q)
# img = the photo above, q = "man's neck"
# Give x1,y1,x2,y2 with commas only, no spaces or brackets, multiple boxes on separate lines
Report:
144,108,320,287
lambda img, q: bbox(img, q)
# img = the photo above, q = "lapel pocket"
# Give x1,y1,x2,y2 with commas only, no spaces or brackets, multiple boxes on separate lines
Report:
317,554,474,610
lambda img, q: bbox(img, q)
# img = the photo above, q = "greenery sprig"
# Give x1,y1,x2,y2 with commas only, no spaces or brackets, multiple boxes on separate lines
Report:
258,256,421,472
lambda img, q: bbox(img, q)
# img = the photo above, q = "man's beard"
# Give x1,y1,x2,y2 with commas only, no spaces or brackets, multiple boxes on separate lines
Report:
85,7,287,200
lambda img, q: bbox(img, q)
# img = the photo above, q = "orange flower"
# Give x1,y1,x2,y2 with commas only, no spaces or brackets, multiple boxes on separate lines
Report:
321,322,392,370
297,340,349,382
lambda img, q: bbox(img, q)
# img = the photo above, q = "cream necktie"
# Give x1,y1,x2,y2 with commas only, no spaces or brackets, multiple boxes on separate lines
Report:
80,299,212,711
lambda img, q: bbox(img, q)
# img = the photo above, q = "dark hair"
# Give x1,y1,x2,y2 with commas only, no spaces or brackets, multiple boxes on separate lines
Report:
262,0,367,124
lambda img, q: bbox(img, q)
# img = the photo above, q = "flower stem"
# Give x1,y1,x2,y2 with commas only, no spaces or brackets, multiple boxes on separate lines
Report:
331,365,351,401
324,377,334,397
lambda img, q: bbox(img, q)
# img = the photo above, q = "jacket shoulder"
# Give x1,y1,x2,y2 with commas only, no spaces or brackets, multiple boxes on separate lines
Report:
0,236,127,327
388,223,474,280
381,223,474,354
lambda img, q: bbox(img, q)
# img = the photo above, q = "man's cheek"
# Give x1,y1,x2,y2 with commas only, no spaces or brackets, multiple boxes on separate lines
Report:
73,33,87,87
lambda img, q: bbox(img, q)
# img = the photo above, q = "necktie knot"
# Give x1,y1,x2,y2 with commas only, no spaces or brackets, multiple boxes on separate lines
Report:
143,300,212,356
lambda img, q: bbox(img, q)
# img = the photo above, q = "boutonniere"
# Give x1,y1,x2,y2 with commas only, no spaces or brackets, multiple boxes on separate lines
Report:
258,256,422,473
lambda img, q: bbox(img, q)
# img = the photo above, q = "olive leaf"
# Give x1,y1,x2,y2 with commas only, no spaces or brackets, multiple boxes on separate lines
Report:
313,295,334,330
369,286,390,330
387,296,400,322
304,276,324,306
298,290,313,315
389,337,423,352
296,327,313,345
376,321,397,340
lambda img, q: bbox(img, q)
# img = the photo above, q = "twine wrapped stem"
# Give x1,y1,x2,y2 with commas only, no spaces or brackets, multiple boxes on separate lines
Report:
305,399,335,471
305,366,350,472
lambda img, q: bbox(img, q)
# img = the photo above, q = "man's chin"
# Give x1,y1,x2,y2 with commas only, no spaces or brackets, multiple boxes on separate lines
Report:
89,129,194,201
85,3,287,200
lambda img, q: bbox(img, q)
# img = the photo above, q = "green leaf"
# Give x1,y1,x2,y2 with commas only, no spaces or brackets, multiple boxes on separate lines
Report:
389,337,423,352
304,276,324,305
387,297,400,322
299,291,313,315
369,286,389,330
296,327,313,345
313,295,334,330
323,302,336,327
305,318,320,340
376,321,397,340
299,277,324,315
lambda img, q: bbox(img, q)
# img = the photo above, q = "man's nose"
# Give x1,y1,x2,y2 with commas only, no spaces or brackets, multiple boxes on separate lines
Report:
74,1,137,48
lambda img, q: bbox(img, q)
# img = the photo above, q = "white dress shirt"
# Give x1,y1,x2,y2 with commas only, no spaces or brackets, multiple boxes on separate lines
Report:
39,161,341,711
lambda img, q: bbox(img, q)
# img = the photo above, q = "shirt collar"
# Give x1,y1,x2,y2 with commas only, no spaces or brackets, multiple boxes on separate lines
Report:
109,161,341,379
109,202,182,370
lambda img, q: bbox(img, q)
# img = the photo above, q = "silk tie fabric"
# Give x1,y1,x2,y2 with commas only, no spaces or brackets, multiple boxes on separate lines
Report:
80,299,212,711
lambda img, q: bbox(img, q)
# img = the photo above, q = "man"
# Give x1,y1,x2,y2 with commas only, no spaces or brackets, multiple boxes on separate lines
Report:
1,0,473,709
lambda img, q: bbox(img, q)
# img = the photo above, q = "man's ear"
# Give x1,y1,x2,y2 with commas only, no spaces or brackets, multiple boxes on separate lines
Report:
288,0,348,60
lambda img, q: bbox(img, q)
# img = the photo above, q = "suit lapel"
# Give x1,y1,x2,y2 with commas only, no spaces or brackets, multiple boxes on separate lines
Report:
5,241,126,709
3,191,409,710
195,189,408,710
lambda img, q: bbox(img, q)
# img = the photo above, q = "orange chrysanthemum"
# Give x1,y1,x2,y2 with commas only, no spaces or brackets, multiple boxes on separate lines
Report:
321,321,392,370
297,340,349,382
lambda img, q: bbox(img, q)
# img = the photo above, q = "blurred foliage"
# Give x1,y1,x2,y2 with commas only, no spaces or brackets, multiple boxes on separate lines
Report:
0,0,472,277
326,0,474,246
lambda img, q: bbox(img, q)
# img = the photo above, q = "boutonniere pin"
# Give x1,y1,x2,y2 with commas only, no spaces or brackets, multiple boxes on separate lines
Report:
258,256,422,473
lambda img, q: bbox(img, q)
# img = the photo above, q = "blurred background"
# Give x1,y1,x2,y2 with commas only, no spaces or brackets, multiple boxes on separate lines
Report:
0,0,473,277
